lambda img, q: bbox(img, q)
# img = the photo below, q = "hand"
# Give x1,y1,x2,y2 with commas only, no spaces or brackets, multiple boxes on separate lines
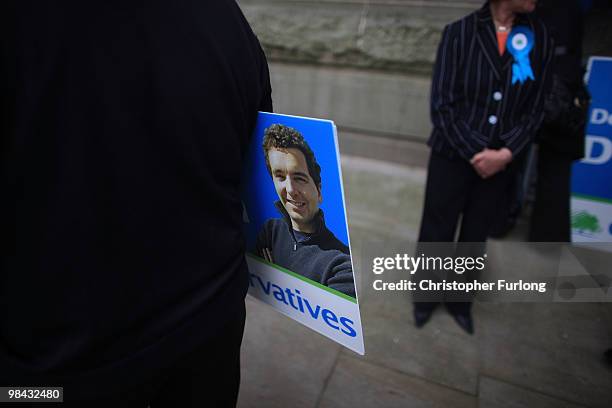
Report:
470,148,513,179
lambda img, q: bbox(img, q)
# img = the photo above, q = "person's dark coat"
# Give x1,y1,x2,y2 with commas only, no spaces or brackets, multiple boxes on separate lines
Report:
537,0,589,159
0,0,272,397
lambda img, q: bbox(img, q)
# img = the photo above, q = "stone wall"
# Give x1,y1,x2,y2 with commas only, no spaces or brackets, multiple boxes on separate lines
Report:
241,0,481,75
239,0,484,159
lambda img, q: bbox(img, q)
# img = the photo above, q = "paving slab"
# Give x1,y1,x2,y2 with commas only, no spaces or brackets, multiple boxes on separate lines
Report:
358,297,482,396
477,376,586,408
351,233,482,396
319,353,476,408
478,302,612,408
238,297,342,408
341,156,426,242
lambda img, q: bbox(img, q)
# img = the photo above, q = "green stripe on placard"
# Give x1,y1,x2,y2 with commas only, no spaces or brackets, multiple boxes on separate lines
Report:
572,193,612,205
246,253,357,304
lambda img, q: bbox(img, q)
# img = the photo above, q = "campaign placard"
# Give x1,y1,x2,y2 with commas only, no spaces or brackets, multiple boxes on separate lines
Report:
242,112,364,355
571,57,612,243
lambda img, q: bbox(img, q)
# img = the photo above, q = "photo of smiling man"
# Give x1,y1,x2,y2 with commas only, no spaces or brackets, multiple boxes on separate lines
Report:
255,124,356,298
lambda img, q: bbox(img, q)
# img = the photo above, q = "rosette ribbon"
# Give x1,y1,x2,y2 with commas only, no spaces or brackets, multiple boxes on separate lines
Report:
507,26,535,85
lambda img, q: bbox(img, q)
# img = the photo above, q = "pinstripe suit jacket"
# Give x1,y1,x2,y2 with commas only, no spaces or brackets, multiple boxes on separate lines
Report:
428,2,554,161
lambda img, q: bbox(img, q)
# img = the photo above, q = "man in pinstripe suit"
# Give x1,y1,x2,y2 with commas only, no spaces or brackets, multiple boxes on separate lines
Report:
414,0,554,333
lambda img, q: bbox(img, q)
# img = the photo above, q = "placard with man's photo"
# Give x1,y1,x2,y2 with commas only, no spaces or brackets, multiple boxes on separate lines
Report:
242,112,364,354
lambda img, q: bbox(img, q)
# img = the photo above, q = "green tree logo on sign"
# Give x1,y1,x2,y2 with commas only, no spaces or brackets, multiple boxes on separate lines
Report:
571,211,602,234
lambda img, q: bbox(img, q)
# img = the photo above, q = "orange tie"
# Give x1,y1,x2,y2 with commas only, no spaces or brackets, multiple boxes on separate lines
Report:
497,31,509,56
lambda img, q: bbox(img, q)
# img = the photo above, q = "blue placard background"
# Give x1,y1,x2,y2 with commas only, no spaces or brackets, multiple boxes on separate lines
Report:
242,112,349,251
571,57,612,201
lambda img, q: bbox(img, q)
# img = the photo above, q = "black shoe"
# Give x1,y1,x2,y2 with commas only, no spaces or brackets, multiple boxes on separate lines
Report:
414,309,434,328
446,303,474,335
451,312,474,335
413,302,438,328
605,349,612,368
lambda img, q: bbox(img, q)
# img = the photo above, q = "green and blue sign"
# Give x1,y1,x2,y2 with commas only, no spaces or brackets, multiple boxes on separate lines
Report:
571,57,612,242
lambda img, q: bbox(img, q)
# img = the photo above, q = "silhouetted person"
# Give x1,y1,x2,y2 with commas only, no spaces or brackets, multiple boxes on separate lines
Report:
0,1,271,406
415,0,553,334
530,0,590,242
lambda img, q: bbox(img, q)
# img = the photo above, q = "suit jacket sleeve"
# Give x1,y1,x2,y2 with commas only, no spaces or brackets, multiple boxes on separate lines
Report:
431,25,490,161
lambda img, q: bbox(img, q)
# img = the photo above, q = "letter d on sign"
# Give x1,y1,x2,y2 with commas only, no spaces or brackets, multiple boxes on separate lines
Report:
590,108,610,125
582,135,612,165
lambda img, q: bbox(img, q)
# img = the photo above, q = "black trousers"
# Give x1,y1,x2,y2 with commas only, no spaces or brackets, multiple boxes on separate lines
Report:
414,152,515,312
8,303,246,408
419,152,514,242
529,145,573,242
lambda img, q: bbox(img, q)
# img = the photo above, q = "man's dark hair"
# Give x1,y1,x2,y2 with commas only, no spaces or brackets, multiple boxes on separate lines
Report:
262,124,322,187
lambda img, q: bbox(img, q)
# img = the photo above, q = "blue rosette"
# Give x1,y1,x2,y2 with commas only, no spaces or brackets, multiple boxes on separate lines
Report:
507,26,535,85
